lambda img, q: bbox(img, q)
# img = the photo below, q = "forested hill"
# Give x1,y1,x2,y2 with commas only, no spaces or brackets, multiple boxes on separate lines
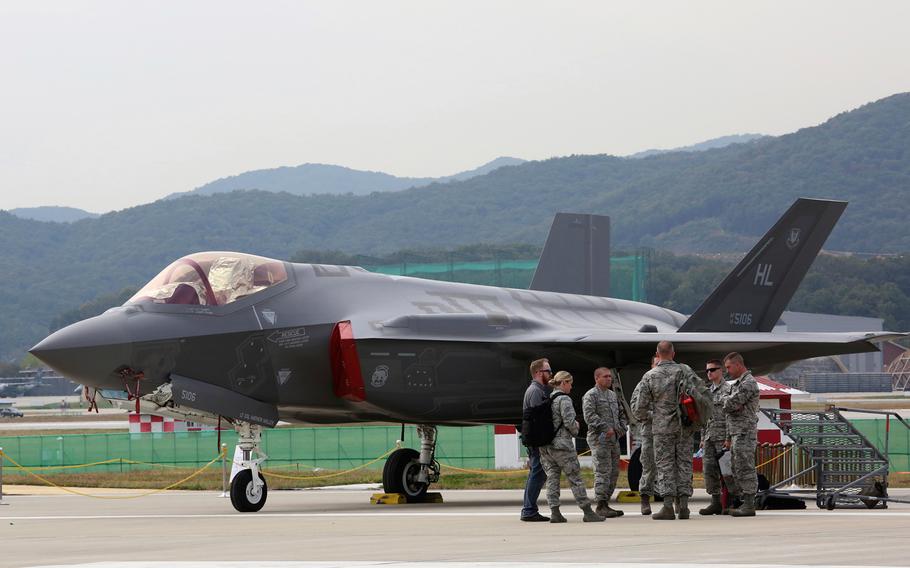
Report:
2,92,909,359
167,156,527,199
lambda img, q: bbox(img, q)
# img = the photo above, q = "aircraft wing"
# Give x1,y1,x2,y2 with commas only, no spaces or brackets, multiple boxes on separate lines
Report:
363,311,901,373
367,313,900,346
568,330,903,348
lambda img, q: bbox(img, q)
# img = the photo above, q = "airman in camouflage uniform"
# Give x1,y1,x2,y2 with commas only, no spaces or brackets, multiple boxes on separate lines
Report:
540,371,604,523
629,359,658,515
583,367,627,518
699,359,734,515
631,341,699,520
722,352,760,517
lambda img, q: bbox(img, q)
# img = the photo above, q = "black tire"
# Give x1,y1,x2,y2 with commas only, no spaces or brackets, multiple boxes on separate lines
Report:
230,469,268,512
627,447,642,492
382,448,428,500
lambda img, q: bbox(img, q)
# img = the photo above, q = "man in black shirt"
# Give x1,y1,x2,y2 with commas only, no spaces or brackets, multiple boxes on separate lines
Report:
520,357,553,521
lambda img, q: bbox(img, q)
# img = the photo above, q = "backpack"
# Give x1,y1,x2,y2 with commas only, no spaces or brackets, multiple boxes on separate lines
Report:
677,368,712,429
521,392,567,447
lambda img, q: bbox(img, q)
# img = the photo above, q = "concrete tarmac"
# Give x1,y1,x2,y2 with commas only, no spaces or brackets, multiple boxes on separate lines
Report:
1,487,908,568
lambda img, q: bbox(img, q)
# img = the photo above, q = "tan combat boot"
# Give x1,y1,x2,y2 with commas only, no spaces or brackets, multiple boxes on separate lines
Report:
699,494,723,515
730,494,756,517
549,506,567,523
640,494,652,515
676,496,690,519
581,504,605,522
596,500,622,518
652,498,676,520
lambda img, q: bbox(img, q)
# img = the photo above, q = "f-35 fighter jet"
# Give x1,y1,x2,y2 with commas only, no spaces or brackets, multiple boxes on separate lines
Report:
30,198,900,512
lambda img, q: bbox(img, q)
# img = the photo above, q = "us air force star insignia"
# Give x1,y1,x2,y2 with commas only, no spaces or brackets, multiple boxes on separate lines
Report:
371,365,390,388
786,228,801,249
261,309,277,326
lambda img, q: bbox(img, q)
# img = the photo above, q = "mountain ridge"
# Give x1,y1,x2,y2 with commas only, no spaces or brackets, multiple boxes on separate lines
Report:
9,206,100,223
165,156,527,200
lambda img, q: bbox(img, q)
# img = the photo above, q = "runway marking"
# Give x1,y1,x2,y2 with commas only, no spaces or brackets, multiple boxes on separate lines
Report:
25,562,910,568
4,511,910,521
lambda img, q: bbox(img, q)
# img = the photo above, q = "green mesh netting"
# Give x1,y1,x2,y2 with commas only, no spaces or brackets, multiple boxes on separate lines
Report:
364,254,649,301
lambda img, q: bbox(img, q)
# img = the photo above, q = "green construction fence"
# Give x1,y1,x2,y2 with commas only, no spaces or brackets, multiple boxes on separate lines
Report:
851,418,910,473
0,425,495,475
2,418,906,477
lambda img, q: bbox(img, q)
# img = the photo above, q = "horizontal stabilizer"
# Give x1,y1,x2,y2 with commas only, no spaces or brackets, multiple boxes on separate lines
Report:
679,198,847,333
530,213,610,296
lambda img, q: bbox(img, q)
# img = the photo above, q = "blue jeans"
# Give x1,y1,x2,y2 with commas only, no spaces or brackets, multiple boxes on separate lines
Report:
521,446,547,517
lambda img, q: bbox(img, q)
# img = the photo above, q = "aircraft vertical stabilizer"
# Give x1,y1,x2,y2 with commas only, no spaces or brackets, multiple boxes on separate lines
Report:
529,213,610,297
678,198,847,333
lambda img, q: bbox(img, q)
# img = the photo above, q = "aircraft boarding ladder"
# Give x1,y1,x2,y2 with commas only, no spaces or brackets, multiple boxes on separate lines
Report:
760,407,890,509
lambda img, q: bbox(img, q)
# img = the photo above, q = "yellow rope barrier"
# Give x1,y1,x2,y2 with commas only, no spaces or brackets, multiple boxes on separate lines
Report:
439,463,527,475
260,447,397,481
756,446,792,468
0,448,225,499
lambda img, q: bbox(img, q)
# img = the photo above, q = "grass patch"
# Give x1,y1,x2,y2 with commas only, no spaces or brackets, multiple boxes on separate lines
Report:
1,464,714,492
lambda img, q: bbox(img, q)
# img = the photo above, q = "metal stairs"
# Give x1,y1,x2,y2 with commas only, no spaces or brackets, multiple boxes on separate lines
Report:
760,407,889,509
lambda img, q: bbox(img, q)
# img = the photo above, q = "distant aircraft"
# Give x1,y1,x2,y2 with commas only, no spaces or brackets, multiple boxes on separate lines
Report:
29,198,901,512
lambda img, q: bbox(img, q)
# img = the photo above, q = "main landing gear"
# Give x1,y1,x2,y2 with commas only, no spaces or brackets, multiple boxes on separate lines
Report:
230,421,268,512
382,424,439,501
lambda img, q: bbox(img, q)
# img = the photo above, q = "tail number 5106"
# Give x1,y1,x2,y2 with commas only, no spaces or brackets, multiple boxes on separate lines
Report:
729,312,753,326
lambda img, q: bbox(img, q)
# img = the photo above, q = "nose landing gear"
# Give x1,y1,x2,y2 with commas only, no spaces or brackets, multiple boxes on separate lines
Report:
230,421,268,512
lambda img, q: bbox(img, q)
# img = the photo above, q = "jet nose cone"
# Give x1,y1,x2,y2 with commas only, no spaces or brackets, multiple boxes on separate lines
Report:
30,311,133,388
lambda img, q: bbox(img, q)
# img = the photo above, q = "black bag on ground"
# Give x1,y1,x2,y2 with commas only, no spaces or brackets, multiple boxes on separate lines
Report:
521,392,566,447
756,475,807,510
760,495,807,510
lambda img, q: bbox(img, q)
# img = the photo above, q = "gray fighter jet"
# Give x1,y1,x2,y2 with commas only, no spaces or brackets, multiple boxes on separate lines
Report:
29,198,900,512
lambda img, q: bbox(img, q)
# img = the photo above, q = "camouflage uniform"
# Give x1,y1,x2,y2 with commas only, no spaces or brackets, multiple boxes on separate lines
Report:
723,371,760,496
702,379,733,496
583,385,627,502
630,381,656,496
540,391,591,508
631,360,698,498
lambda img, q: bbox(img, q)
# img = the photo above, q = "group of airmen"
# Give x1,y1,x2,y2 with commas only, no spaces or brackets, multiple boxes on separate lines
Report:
520,340,761,522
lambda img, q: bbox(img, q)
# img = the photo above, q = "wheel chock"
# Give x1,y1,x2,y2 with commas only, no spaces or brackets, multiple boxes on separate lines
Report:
616,490,642,503
371,493,409,505
370,492,444,505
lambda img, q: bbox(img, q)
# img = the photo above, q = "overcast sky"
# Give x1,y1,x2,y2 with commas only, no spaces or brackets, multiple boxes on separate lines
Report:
2,1,909,213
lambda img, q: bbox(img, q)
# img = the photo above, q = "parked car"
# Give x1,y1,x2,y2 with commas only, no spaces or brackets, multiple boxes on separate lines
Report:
0,407,23,418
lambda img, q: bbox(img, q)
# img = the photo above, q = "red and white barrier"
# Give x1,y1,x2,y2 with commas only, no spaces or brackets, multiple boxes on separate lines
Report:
493,425,525,469
128,414,215,434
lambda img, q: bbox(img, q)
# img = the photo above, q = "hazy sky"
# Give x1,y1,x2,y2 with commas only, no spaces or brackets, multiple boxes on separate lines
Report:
2,1,909,213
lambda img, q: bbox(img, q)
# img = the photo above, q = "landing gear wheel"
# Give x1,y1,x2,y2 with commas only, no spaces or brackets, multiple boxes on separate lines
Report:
382,448,429,501
230,469,268,512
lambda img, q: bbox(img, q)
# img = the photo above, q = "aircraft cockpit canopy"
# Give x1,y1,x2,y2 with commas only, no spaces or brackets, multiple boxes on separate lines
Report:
128,252,289,306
